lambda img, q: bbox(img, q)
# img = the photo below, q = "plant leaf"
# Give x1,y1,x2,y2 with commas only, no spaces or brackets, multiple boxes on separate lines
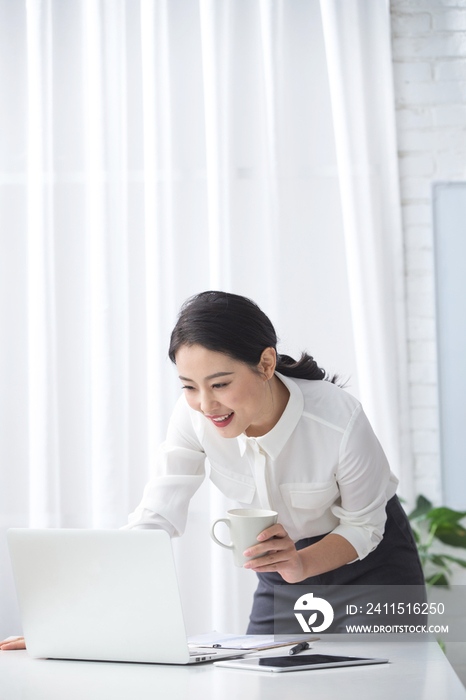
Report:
426,572,449,586
409,495,433,521
430,554,447,567
434,523,466,548
427,507,466,525
441,554,466,568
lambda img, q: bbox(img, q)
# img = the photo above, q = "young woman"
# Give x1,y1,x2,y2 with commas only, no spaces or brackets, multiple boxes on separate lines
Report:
126,290,425,633
0,290,424,649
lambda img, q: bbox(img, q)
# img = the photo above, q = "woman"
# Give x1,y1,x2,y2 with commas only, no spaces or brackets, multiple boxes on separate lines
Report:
127,290,425,633
1,290,424,649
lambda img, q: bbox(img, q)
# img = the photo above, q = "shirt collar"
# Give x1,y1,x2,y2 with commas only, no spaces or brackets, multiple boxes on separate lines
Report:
237,372,304,460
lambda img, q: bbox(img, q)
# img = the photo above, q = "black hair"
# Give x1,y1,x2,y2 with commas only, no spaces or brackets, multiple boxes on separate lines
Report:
168,291,337,383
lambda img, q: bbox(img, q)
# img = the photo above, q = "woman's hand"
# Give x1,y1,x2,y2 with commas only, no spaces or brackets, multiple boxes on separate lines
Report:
0,636,26,650
243,523,306,583
245,529,359,583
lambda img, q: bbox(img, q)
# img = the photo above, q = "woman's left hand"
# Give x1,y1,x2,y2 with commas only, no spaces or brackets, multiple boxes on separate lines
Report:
243,523,306,583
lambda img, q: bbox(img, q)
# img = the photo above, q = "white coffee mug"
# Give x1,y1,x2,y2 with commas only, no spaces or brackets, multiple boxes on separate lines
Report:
210,508,278,567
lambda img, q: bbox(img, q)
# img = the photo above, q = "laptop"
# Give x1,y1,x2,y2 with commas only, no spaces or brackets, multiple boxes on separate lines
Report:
7,528,247,664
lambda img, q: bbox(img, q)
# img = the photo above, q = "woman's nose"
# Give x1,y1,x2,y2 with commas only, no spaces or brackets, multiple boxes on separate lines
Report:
199,391,219,414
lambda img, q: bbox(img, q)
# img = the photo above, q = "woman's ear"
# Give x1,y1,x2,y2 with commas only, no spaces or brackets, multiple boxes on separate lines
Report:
259,347,277,380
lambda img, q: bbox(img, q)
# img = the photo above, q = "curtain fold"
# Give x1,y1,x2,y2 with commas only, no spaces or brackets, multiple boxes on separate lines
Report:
199,0,232,289
83,0,130,527
319,0,413,499
27,0,60,527
0,0,407,639
258,0,281,310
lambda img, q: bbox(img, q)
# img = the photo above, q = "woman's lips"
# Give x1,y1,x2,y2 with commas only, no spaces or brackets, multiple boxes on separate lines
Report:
207,412,235,428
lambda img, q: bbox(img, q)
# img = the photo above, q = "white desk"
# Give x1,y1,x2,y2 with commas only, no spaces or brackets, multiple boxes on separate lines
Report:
1,638,465,700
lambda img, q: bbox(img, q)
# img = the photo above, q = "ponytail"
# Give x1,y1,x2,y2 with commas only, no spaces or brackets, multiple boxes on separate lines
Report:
276,353,338,384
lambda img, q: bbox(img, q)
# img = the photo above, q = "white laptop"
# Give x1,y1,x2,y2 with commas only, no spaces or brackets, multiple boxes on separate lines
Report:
7,528,247,665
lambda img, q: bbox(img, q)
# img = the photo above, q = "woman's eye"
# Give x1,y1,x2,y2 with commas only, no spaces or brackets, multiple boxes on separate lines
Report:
212,383,229,389
181,385,195,391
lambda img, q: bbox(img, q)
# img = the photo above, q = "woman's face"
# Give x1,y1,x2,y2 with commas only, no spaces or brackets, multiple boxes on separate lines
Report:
175,344,277,438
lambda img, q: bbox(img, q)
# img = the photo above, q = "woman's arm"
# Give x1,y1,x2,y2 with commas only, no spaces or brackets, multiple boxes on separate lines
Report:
243,524,357,583
244,403,395,582
124,395,206,534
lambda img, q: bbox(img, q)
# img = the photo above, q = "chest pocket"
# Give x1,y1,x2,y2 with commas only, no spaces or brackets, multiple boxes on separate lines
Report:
280,480,339,514
208,461,256,504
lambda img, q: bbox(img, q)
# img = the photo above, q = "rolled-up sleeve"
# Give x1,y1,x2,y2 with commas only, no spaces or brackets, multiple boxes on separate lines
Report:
330,404,392,560
123,397,206,536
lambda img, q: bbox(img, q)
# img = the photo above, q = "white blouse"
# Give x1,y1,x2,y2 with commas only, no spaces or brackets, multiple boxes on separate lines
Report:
124,372,399,561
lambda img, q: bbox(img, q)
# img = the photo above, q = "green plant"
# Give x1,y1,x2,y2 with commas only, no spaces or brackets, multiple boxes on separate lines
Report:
408,495,466,586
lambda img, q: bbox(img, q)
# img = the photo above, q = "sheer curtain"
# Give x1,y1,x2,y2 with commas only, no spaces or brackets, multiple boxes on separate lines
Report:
0,0,406,638
319,0,412,499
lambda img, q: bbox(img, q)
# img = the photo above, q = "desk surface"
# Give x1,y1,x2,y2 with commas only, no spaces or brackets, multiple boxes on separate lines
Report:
1,638,465,700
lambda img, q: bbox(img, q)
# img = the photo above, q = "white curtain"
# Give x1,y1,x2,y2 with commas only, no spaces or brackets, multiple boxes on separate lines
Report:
319,0,413,499
0,0,406,639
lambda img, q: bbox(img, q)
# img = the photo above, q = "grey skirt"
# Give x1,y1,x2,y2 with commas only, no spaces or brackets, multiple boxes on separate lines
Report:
246,495,426,634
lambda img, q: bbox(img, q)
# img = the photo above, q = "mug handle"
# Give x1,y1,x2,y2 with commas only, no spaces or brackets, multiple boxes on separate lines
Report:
210,518,234,549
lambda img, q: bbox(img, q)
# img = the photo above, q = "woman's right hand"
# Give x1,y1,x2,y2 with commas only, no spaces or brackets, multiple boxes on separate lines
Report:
0,636,26,650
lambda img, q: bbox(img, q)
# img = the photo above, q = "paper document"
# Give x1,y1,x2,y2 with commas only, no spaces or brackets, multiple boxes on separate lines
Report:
187,631,318,650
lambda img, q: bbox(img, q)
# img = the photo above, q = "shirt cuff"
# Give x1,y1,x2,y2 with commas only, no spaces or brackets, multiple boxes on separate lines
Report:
120,509,176,537
330,523,378,561
330,492,389,561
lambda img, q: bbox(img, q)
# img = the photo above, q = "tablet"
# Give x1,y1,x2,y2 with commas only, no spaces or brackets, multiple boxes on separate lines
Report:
214,653,389,673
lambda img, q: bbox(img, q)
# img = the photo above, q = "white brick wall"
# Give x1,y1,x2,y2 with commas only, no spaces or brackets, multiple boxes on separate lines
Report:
390,2,466,683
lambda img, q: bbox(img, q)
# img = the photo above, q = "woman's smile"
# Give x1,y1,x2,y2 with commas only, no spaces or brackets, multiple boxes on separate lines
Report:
205,411,235,427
